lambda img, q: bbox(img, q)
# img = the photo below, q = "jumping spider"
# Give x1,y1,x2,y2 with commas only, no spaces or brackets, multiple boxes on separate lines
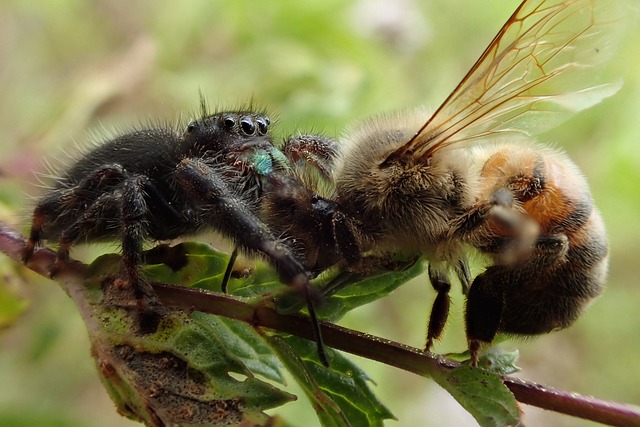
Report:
22,108,338,365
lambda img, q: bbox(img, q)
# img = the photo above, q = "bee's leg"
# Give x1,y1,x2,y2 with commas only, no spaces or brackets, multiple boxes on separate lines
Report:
425,265,452,351
465,236,571,364
451,188,529,235
221,246,239,293
447,188,515,239
452,189,538,264
282,134,338,179
532,235,569,266
465,268,505,366
175,158,329,367
454,258,471,293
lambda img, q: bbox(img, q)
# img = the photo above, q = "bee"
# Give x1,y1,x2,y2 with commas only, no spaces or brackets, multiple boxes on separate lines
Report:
21,107,331,364
264,0,631,363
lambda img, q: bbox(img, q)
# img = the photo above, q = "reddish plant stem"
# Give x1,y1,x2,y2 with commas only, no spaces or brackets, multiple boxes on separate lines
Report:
1,221,639,427
152,283,640,427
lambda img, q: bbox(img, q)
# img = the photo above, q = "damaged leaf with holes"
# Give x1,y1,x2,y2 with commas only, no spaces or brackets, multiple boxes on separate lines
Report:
86,242,424,426
84,253,295,427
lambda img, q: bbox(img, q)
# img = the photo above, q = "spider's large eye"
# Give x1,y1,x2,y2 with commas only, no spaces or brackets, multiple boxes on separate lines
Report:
223,116,236,129
240,117,256,135
256,117,268,135
186,122,197,133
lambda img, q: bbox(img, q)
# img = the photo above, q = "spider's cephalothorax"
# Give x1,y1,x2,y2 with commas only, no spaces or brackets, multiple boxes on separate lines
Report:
22,109,334,363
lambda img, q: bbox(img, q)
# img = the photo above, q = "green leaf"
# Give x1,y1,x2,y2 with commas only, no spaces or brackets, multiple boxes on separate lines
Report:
477,348,521,376
431,366,521,427
315,258,426,321
142,242,230,290
140,243,403,426
271,257,426,320
143,242,287,299
268,335,395,427
83,255,295,426
138,243,419,426
443,347,521,376
142,243,425,324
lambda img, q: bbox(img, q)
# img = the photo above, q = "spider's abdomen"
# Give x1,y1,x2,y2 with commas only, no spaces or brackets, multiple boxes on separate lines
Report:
60,128,181,188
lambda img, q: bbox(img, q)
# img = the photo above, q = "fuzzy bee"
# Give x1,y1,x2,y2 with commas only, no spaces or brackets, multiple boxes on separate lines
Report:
264,0,633,363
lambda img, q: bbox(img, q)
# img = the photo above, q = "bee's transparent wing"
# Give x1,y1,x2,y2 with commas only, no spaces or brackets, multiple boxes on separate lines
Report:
390,0,635,162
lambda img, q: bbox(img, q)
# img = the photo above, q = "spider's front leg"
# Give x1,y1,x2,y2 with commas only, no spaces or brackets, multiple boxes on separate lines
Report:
174,157,329,366
268,133,368,272
283,134,338,180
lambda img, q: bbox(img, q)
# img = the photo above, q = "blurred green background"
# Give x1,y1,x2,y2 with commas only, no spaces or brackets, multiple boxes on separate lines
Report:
0,0,638,426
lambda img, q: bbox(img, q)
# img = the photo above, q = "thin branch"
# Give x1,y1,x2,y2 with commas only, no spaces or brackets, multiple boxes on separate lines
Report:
1,221,639,427
151,283,640,427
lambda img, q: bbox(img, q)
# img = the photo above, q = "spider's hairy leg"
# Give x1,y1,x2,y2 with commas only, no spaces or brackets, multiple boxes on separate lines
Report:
282,134,338,180
23,192,61,264
54,192,119,271
23,164,129,265
119,175,157,300
175,158,310,287
175,157,329,366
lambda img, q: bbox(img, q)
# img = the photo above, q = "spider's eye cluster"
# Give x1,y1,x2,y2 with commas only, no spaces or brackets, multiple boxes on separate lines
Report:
185,113,271,139
208,113,272,136
240,117,255,135
238,115,270,136
256,117,269,135
223,116,236,129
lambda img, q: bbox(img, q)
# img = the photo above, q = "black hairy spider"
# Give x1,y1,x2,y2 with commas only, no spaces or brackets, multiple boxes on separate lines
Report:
22,106,336,365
